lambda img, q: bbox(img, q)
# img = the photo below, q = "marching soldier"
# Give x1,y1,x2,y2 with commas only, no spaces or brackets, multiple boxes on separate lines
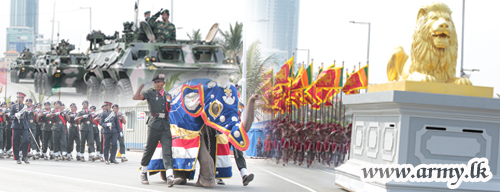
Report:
133,74,181,187
90,106,103,161
25,99,39,159
67,103,81,160
112,104,128,162
35,103,43,158
0,102,7,158
100,101,121,164
5,101,15,158
76,101,96,162
47,101,69,161
10,92,30,164
57,40,70,55
37,102,53,160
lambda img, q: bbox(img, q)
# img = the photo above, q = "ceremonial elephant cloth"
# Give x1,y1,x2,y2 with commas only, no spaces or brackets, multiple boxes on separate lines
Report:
146,78,249,179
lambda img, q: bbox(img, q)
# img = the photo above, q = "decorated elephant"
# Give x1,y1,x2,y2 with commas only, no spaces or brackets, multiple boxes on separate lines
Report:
144,76,258,187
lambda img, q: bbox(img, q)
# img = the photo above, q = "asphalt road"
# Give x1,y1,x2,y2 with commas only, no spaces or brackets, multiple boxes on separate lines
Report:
0,151,345,192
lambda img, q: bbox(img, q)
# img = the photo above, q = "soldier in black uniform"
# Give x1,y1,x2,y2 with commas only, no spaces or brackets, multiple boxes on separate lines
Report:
133,74,181,187
0,102,7,158
25,99,39,159
90,106,102,161
112,104,128,162
100,101,121,165
37,102,52,160
76,101,95,162
5,101,15,158
34,103,43,158
10,92,31,164
47,101,70,161
67,103,81,160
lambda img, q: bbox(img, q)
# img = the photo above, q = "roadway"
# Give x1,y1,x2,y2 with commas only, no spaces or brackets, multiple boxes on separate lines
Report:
0,151,345,192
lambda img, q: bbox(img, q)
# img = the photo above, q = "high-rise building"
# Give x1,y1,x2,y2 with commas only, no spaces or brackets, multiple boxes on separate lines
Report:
8,0,39,53
245,0,300,68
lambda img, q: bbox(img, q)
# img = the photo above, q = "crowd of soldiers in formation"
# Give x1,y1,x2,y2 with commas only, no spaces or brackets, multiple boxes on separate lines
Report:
0,99,128,164
263,117,351,168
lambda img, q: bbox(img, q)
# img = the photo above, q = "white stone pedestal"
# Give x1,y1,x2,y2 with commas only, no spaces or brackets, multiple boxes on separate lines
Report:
335,90,500,192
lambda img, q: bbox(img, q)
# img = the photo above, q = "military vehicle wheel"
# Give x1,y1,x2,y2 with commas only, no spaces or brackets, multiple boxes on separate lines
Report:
41,74,51,95
86,76,100,105
114,79,133,106
34,73,40,93
11,70,19,83
99,78,116,104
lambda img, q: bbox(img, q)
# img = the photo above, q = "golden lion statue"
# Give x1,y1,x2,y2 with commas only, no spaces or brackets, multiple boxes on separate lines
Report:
387,2,472,85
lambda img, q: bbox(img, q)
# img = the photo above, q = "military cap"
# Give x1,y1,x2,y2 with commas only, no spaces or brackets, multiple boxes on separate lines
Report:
90,106,96,110
54,101,63,105
36,103,42,107
101,105,106,108
1,102,6,106
25,98,33,103
152,74,166,82
104,101,112,106
112,104,119,109
70,103,77,108
44,102,51,106
144,11,151,15
82,100,89,105
162,9,170,15
17,92,26,98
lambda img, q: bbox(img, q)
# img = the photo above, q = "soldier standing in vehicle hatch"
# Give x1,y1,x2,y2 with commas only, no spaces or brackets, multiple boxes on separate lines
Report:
147,9,176,42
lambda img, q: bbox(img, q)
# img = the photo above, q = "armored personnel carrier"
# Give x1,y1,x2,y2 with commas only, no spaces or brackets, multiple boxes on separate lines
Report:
10,52,36,83
33,41,88,95
84,21,238,106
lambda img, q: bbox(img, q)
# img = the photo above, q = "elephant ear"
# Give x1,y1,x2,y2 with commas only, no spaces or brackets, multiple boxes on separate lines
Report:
199,82,250,151
180,84,204,117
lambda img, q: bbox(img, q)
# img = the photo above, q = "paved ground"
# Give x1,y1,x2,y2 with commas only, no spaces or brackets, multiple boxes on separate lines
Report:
0,151,345,192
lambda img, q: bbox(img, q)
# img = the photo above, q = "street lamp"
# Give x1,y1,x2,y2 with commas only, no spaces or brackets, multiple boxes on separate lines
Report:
350,21,370,64
295,48,310,64
80,7,92,32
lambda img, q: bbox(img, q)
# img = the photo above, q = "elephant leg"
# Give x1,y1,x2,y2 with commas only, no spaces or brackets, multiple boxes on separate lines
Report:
174,171,188,185
196,133,215,187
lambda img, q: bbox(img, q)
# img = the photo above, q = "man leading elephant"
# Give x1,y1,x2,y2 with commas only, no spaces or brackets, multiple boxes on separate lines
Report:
133,74,182,187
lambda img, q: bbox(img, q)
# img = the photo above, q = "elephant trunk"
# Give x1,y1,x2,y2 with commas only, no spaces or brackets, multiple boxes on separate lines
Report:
242,95,257,133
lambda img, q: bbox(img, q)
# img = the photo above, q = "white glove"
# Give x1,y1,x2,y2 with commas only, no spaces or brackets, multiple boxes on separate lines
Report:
2,108,5,113
83,115,88,118
120,132,123,137
106,123,112,127
70,114,75,117
15,113,21,119
55,112,60,115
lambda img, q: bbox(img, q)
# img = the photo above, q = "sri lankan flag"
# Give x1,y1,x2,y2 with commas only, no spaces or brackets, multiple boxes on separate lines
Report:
275,56,294,86
343,65,368,93
315,66,344,89
291,63,313,91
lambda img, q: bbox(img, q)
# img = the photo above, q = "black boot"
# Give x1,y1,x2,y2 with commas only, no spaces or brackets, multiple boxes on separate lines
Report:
141,172,149,185
22,157,30,164
16,159,21,164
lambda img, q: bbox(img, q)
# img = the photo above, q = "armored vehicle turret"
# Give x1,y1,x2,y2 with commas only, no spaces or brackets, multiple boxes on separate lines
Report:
84,21,238,106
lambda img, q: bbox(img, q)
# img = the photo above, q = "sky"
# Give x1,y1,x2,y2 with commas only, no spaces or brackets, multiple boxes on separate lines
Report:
1,0,499,94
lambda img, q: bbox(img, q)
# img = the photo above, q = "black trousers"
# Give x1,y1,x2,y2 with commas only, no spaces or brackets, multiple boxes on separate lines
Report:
12,129,29,160
140,127,173,169
42,130,52,153
52,130,67,153
118,133,125,155
102,133,118,161
80,131,95,154
28,123,38,151
35,124,43,152
229,142,247,170
5,124,12,151
67,130,81,154
94,130,101,154
0,128,3,151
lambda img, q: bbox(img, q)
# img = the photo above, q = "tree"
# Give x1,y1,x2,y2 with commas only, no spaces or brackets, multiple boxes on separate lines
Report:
219,22,243,63
238,40,276,103
187,29,202,41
